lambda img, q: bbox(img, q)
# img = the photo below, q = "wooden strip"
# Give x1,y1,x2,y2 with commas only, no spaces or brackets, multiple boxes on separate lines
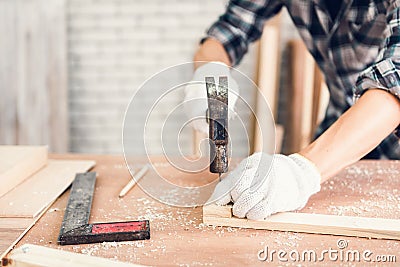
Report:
203,204,400,240
0,218,32,229
5,244,144,267
311,64,323,135
0,159,94,259
0,160,95,218
0,230,24,257
0,146,48,198
275,124,284,154
286,40,315,153
253,24,281,154
311,65,330,135
119,165,149,198
0,201,53,260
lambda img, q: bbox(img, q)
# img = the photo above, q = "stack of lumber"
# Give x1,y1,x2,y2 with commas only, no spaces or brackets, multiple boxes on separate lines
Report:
286,40,329,153
0,146,95,259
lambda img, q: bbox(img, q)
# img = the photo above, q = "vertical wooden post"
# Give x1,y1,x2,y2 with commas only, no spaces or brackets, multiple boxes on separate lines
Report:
252,14,282,154
286,40,315,153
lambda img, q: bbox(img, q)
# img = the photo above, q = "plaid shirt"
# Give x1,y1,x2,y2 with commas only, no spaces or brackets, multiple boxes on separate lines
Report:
204,0,400,159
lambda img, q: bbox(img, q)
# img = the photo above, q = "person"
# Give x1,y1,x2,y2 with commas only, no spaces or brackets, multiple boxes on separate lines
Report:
183,0,400,220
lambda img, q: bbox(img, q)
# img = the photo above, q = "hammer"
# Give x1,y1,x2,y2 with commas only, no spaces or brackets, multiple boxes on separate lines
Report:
205,76,229,179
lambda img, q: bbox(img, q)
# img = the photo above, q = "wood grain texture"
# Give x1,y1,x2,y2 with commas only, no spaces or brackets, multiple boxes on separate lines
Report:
253,22,281,154
0,218,32,230
0,0,68,152
6,244,144,267
0,146,47,198
5,155,400,266
286,40,315,153
0,159,95,218
203,204,400,240
311,65,330,135
0,159,95,260
0,200,54,260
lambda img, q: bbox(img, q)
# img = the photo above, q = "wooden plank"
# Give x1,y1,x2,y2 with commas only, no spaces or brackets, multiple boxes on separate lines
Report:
203,204,400,240
0,201,54,260
311,65,330,135
0,218,32,230
253,23,281,154
0,0,68,152
0,218,31,256
0,160,95,218
0,159,94,259
0,230,24,257
5,244,144,267
0,146,48,198
275,124,284,153
7,156,400,266
286,40,315,153
0,199,65,260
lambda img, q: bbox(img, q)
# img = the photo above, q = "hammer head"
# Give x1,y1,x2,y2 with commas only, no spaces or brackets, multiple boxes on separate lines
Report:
205,76,229,174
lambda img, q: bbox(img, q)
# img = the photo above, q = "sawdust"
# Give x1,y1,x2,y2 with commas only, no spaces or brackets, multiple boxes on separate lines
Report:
47,208,60,213
31,160,400,266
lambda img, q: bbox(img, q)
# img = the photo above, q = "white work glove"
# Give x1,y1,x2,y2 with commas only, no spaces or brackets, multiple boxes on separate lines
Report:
210,152,321,220
183,62,239,133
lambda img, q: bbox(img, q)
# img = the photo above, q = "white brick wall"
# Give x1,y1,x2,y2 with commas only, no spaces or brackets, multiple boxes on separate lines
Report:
67,0,296,155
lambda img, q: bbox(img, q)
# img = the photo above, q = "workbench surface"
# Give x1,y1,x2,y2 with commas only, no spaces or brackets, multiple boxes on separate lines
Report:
12,154,400,266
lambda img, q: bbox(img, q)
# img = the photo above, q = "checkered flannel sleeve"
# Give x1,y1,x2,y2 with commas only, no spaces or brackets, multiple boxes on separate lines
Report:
353,6,400,136
203,0,283,66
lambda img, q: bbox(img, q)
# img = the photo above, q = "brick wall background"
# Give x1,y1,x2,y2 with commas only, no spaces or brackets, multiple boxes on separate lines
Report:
67,0,298,155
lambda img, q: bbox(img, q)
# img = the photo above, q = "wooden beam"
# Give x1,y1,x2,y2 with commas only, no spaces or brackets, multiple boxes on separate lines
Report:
253,20,281,154
0,159,95,259
4,244,144,267
203,204,400,240
286,40,315,153
0,146,47,198
311,64,330,136
0,160,95,218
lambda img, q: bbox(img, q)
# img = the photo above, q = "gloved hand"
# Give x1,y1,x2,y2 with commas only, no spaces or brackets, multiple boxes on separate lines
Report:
183,62,239,133
209,152,321,220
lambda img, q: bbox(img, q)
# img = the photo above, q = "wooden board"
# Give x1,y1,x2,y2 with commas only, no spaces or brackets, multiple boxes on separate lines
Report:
0,218,32,229
286,40,315,153
0,159,95,260
6,155,400,266
0,146,47,198
253,22,281,154
203,204,400,240
311,64,330,135
5,244,143,267
0,0,68,152
0,219,33,254
0,159,95,218
0,203,52,260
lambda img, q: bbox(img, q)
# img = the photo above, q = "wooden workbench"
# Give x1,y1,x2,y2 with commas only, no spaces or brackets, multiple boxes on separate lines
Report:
10,154,400,266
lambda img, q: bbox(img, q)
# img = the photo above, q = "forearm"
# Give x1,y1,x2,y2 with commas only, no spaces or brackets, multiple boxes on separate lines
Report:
193,38,231,69
300,89,400,182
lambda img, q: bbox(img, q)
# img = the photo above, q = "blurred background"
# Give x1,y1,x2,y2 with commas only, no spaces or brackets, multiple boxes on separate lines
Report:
1,0,328,156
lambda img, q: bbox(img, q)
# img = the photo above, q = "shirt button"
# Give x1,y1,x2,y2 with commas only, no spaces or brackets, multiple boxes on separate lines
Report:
389,76,395,84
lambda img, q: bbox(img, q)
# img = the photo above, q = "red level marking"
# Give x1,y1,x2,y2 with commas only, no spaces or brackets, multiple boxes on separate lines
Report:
91,221,147,234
